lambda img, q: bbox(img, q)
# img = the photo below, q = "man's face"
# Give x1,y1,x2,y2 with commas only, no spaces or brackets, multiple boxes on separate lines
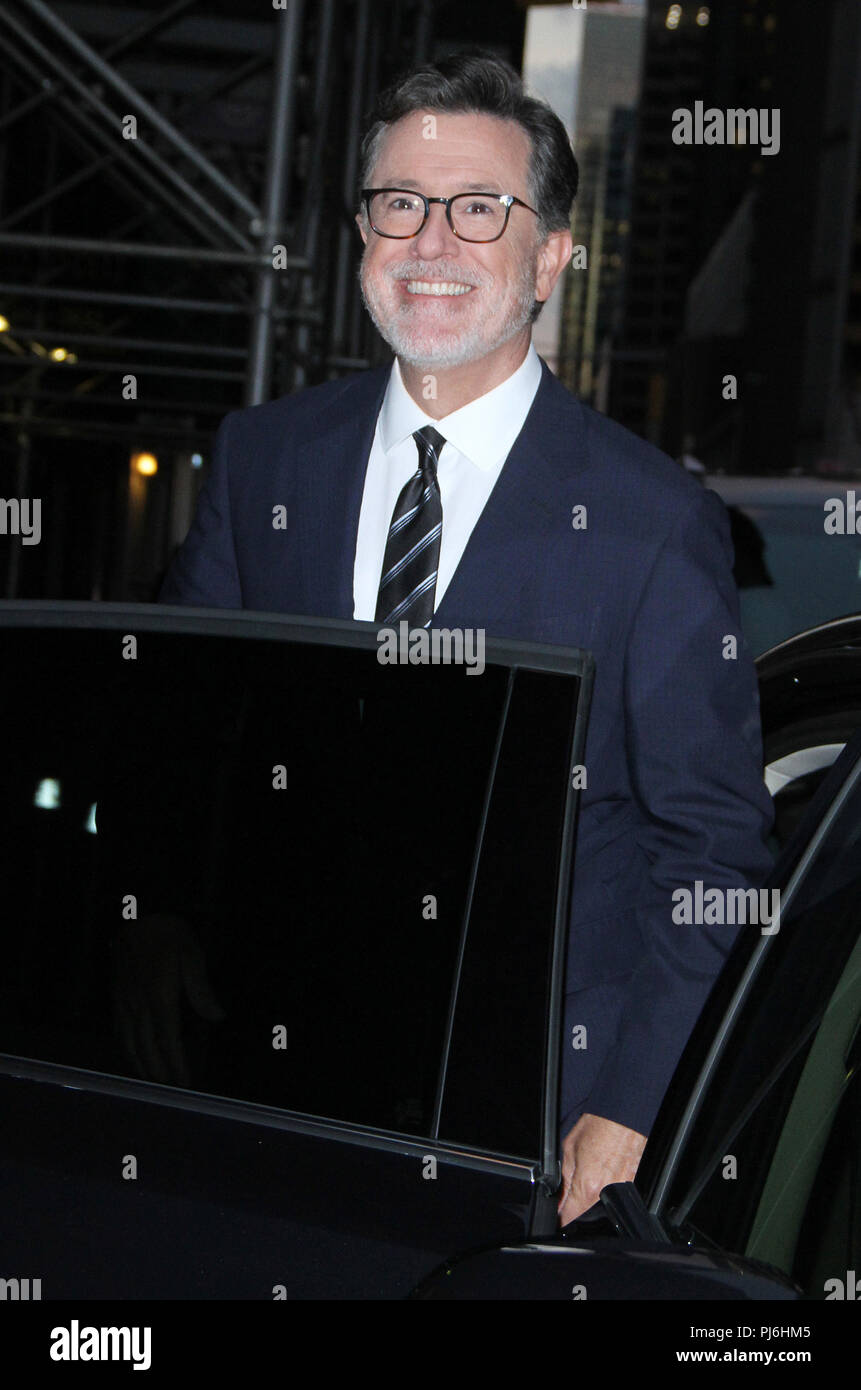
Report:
357,111,548,370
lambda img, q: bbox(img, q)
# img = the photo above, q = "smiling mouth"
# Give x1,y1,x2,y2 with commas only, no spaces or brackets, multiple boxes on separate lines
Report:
404,280,474,296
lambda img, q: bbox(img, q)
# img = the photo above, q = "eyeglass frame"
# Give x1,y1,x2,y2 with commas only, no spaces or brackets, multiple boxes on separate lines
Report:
360,188,540,243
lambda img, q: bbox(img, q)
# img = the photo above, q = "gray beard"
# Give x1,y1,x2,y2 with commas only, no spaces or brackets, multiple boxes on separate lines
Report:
358,261,538,370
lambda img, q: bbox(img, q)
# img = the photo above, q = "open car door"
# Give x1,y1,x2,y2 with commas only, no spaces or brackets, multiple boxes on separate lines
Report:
0,602,592,1298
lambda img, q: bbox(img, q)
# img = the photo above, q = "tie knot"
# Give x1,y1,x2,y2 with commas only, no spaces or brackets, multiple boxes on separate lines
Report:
413,425,446,476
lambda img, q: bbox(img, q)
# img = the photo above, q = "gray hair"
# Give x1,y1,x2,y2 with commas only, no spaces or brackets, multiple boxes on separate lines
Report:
359,51,578,239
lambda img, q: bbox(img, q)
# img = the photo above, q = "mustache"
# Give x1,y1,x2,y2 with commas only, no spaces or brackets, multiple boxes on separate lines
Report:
385,261,490,288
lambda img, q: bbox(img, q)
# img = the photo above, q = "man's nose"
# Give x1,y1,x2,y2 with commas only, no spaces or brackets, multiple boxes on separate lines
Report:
411,202,460,257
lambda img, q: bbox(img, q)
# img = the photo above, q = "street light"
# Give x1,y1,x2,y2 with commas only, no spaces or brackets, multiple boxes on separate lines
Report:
131,451,158,477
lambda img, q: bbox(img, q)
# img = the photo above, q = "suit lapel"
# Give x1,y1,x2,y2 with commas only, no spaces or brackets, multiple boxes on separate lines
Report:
288,357,587,628
290,365,390,619
435,361,587,631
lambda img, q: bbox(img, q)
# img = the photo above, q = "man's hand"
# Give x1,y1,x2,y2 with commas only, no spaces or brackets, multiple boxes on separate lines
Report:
557,1112,647,1227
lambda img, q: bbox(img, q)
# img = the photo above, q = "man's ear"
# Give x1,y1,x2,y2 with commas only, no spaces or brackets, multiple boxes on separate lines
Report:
535,227,573,305
355,210,369,246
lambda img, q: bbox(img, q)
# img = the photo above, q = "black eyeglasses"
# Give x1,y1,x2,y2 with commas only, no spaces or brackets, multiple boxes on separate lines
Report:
361,188,539,243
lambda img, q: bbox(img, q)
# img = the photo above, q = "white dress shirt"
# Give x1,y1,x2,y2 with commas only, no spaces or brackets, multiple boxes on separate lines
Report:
352,343,543,620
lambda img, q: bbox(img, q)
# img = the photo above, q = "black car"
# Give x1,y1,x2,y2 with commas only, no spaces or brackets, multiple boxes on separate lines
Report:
0,602,859,1300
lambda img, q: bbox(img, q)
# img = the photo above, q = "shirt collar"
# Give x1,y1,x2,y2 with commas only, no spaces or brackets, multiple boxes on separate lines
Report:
378,342,542,472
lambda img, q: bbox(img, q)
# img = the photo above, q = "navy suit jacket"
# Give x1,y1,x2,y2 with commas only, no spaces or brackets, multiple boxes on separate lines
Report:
160,357,775,1138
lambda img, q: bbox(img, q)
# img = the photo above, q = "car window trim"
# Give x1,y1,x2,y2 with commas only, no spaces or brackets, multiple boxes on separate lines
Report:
539,653,594,1197
0,600,594,680
0,1053,542,1182
428,651,594,1192
430,668,516,1139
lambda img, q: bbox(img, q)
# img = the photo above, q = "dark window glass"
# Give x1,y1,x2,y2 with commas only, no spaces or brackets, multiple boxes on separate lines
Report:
666,754,861,1297
440,669,577,1155
0,622,580,1155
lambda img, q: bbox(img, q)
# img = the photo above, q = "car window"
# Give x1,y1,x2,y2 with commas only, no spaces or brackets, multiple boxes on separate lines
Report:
0,617,584,1159
738,520,861,656
664,748,861,1296
706,483,861,656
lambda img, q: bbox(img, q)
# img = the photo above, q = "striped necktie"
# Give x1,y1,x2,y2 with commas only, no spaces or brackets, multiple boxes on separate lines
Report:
375,425,445,628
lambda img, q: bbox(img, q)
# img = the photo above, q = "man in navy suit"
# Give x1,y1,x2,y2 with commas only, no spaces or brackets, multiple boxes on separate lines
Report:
160,53,774,1225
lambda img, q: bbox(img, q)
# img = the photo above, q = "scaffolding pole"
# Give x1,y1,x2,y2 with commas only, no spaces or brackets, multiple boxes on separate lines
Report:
0,231,306,267
332,0,372,360
0,0,430,436
292,0,337,392
244,0,304,406
0,283,251,315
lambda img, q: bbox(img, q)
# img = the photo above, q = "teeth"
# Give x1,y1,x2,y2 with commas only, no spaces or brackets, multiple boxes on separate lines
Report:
405,281,473,296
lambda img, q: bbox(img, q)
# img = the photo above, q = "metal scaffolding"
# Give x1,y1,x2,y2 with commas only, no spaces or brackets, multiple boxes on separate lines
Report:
0,0,436,437
0,0,437,602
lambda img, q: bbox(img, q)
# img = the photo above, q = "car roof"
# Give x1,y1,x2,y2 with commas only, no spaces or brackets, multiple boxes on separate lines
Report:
706,475,856,506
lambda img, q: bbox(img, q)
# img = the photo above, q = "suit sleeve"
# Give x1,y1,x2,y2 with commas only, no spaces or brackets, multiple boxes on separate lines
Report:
584,485,775,1137
159,411,243,608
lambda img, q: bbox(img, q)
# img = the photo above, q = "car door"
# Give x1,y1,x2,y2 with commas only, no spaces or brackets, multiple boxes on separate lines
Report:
0,603,592,1299
418,731,861,1300
640,728,861,1298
